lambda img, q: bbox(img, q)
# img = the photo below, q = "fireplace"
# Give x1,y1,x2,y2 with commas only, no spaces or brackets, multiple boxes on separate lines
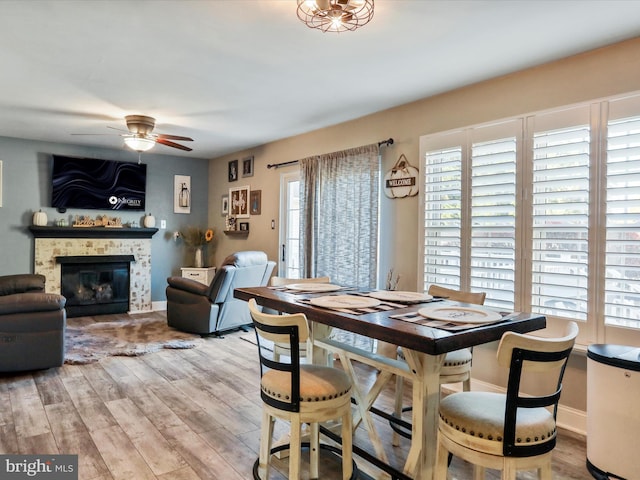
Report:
57,255,135,317
30,226,157,314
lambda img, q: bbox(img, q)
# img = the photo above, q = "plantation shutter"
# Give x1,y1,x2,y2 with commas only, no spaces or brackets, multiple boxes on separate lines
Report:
604,113,640,328
423,146,463,290
530,118,591,321
470,136,517,310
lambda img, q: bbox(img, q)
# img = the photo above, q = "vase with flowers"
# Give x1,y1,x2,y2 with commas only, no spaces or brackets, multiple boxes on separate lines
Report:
178,227,215,268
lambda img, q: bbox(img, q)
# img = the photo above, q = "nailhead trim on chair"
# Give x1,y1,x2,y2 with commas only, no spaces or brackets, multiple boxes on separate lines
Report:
443,358,472,367
439,411,556,444
261,385,351,402
397,349,472,366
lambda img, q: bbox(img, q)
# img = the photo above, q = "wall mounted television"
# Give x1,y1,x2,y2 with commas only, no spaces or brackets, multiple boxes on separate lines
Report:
51,155,147,211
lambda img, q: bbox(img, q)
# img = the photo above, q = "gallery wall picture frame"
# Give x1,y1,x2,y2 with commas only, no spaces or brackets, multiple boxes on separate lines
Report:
239,222,249,231
229,185,250,218
242,155,254,177
221,194,229,215
228,159,239,182
174,175,191,214
250,189,261,215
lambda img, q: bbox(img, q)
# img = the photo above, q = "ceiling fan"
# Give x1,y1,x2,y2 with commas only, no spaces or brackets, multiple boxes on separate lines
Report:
73,115,194,152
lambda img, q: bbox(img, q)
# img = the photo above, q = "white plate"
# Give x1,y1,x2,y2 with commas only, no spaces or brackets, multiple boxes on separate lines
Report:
418,305,502,323
310,295,381,309
287,283,342,292
369,290,433,302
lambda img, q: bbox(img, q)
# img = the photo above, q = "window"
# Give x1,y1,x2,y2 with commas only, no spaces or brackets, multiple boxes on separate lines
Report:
420,95,640,346
279,172,301,279
605,99,640,332
423,145,462,290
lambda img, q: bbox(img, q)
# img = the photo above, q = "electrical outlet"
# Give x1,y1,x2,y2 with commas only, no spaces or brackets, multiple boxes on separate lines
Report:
160,220,166,229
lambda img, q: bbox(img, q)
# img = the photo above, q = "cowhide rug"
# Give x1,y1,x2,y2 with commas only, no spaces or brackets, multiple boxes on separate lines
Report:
65,316,203,365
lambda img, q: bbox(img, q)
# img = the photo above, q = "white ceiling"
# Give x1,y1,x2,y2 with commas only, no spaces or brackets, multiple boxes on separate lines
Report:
1,1,640,159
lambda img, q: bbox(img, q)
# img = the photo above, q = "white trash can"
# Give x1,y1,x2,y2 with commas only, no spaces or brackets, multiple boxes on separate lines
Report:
587,344,640,479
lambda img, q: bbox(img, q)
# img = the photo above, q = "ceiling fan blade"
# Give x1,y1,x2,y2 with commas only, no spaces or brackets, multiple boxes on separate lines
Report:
107,125,131,133
157,138,193,152
156,134,194,141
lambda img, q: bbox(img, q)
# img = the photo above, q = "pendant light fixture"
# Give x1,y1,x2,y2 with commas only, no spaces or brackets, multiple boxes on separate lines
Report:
296,0,374,33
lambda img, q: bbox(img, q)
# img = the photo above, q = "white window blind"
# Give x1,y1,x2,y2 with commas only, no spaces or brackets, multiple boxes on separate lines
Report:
605,115,640,328
470,137,517,310
420,93,640,345
423,147,462,290
530,125,590,321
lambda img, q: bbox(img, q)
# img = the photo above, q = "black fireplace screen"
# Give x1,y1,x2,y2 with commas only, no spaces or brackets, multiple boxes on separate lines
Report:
57,255,134,317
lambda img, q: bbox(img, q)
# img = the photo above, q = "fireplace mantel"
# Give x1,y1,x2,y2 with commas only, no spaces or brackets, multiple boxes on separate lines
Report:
29,226,158,239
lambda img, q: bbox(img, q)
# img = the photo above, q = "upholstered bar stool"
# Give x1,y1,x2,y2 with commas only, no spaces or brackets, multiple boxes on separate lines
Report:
248,299,356,480
435,322,578,480
389,285,486,444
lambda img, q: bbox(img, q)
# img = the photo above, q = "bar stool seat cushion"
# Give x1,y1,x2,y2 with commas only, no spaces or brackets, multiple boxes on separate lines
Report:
262,364,352,404
398,347,472,376
439,391,557,455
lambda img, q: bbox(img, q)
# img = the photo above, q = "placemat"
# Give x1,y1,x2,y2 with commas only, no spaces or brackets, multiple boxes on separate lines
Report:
389,311,516,331
269,285,356,294
296,297,406,315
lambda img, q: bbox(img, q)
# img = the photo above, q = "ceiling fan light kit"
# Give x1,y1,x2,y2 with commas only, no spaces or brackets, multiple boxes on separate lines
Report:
124,135,156,152
297,0,374,33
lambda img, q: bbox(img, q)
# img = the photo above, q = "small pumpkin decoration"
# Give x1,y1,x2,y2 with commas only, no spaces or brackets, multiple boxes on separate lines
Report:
32,209,48,226
384,154,419,198
143,213,156,228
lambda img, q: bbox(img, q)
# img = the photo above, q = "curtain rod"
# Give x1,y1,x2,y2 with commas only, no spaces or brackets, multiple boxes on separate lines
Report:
267,138,394,169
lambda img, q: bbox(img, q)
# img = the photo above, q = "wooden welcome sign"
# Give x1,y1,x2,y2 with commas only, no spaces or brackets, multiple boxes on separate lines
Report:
384,154,419,198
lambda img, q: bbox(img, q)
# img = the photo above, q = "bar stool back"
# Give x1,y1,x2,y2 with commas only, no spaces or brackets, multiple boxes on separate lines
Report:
268,276,330,362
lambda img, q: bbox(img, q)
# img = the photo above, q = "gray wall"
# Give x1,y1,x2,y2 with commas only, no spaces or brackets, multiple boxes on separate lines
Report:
0,136,209,301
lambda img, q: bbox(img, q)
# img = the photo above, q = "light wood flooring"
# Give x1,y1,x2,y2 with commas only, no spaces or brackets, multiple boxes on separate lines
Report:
0,312,590,479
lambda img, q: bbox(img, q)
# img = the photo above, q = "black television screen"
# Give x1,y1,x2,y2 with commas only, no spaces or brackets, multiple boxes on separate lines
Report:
51,155,147,211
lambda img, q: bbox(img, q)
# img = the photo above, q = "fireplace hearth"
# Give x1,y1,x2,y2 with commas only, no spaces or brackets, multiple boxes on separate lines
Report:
57,255,135,317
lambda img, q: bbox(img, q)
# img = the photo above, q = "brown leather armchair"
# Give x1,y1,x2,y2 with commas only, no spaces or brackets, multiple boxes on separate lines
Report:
166,251,276,334
0,274,67,372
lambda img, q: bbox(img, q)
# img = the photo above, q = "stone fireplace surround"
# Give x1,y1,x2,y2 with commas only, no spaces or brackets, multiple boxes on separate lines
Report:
29,226,158,314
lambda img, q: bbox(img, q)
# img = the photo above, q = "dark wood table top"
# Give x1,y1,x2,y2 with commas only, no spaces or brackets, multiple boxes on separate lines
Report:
234,286,546,355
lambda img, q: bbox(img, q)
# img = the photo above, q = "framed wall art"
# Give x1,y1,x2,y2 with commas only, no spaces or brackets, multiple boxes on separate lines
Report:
239,222,249,232
221,194,229,215
228,159,238,182
250,189,261,215
174,175,191,214
229,185,250,218
242,155,254,177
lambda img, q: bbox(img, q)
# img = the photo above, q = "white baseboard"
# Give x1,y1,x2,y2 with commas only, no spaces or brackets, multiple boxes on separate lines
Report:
152,300,167,311
444,379,587,437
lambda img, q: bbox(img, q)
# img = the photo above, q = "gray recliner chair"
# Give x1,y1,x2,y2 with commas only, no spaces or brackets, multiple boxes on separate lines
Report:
0,274,67,372
166,251,276,334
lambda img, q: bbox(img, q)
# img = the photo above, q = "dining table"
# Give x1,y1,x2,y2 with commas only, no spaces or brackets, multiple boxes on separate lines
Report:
234,285,546,480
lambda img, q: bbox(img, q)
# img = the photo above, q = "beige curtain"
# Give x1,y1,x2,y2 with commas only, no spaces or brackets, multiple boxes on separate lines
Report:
299,143,380,288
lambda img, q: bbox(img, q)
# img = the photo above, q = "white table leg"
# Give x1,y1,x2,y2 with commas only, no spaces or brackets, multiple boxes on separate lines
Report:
402,349,445,480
